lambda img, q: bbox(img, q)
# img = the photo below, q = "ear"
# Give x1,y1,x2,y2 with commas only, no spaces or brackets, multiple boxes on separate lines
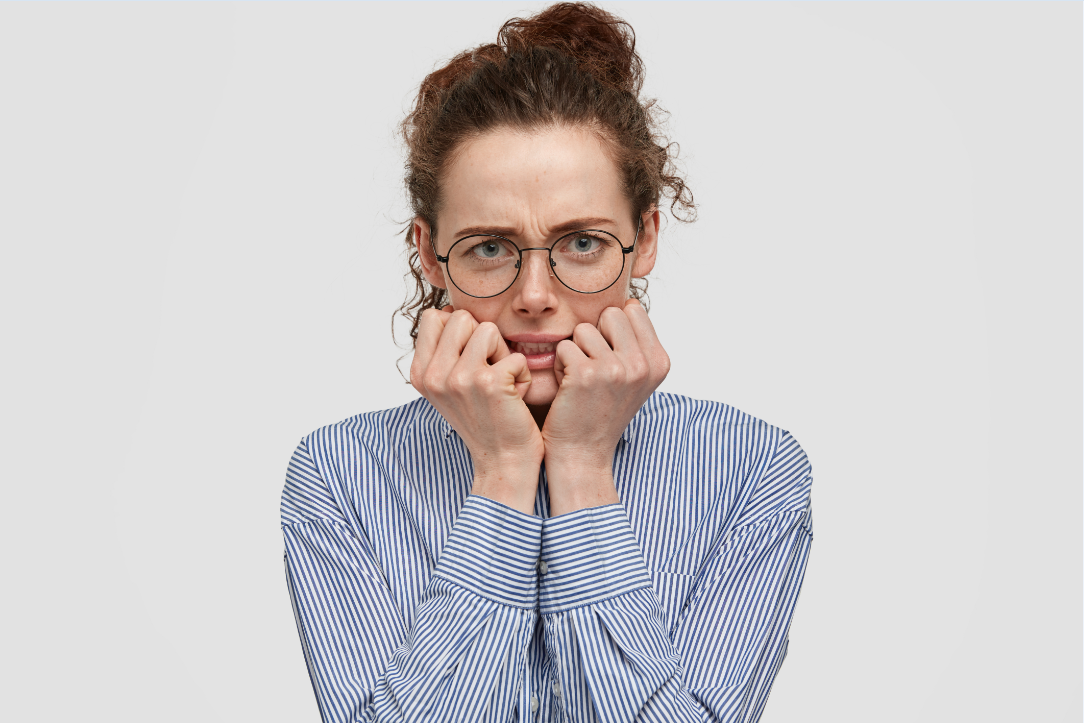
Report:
413,217,447,289
630,209,660,278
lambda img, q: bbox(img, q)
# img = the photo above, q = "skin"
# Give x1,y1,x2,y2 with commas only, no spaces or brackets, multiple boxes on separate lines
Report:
409,125,670,516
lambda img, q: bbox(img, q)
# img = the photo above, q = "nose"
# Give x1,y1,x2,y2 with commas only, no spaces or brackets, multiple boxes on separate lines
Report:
511,248,557,315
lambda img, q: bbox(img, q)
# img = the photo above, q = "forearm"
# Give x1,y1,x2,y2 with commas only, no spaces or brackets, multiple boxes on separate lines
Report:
544,459,621,517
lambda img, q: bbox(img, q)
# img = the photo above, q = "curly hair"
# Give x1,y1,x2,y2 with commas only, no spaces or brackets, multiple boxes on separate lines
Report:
393,2,695,350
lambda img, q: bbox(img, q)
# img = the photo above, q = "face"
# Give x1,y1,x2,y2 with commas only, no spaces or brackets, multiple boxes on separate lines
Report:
414,125,660,407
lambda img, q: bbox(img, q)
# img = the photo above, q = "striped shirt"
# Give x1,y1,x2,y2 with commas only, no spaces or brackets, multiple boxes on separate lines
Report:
281,391,813,722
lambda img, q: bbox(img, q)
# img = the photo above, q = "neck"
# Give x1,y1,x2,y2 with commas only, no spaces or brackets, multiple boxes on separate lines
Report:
527,403,550,430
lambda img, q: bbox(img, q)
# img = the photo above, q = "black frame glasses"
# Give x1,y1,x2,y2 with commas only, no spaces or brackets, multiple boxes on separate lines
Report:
434,217,642,299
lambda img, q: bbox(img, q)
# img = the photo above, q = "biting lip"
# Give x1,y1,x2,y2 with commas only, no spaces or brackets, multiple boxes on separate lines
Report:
502,333,572,369
503,333,570,344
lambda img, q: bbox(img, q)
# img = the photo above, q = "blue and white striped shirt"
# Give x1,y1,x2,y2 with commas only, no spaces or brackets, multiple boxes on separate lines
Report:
281,391,813,722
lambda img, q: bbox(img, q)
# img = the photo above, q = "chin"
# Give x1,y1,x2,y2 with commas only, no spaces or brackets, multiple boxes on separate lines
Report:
524,369,559,406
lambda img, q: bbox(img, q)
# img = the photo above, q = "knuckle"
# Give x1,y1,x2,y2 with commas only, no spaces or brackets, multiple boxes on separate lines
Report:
422,372,444,395
573,322,594,340
657,351,672,375
447,372,470,392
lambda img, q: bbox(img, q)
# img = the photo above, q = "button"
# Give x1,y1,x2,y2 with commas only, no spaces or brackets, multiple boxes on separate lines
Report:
552,679,561,697
538,560,548,575
530,694,539,713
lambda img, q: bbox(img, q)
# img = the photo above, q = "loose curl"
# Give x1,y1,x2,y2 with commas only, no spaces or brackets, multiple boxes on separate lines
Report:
393,2,695,355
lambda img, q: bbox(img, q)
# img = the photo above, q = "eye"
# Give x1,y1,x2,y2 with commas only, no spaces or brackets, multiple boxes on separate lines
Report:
470,240,509,259
565,234,602,254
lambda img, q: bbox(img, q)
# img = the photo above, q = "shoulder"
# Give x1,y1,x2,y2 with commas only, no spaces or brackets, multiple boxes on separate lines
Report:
633,390,812,523
300,396,441,465
280,396,442,526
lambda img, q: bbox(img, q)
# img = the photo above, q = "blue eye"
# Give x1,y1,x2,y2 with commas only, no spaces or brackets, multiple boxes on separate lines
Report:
471,241,506,258
567,234,601,253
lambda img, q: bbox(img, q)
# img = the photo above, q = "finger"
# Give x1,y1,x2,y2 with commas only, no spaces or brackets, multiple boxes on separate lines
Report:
554,340,566,386
459,322,511,368
621,298,664,354
622,299,670,379
427,309,479,379
596,305,641,355
411,307,453,386
486,326,514,365
490,351,533,399
554,337,589,386
571,321,619,361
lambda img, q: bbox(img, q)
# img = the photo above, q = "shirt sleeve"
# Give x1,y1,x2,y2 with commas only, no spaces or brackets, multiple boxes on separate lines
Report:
537,460,813,722
281,438,543,722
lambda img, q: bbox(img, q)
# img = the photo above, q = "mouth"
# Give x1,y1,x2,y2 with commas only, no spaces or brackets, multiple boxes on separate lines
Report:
503,334,572,370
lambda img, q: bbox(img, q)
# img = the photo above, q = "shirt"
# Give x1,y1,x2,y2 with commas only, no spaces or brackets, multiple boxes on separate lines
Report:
280,390,813,722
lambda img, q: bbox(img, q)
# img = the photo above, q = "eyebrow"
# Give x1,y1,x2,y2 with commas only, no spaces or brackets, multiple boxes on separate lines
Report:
452,217,617,240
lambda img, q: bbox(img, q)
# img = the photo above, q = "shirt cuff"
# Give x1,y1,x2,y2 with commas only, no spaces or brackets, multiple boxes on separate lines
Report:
431,494,543,609
539,504,653,614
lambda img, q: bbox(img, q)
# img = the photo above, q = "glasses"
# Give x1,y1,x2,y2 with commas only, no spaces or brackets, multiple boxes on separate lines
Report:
434,218,642,298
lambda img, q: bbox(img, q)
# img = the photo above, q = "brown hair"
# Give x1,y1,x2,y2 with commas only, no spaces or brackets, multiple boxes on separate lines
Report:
393,1,695,350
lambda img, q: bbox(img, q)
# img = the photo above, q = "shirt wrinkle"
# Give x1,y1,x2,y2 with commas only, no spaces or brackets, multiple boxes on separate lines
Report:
281,390,813,723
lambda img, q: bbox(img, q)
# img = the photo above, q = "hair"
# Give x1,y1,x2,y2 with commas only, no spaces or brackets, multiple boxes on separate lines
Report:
393,1,695,351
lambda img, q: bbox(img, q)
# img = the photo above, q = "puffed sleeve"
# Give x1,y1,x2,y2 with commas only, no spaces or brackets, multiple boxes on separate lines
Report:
537,433,814,722
281,437,542,722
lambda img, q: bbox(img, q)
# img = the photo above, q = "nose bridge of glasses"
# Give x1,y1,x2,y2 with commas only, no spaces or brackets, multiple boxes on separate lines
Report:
516,246,557,270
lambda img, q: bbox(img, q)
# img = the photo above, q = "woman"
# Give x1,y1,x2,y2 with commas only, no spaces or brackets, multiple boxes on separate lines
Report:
281,3,813,722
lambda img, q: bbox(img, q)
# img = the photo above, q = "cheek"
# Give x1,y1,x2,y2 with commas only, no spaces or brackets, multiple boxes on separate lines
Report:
444,290,505,321
565,287,629,326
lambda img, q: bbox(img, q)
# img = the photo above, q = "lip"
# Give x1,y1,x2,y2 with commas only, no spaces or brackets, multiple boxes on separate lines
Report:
502,333,571,343
502,332,571,370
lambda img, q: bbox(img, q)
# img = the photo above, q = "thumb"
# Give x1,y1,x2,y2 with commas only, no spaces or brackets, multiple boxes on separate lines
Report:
553,341,568,387
493,352,532,401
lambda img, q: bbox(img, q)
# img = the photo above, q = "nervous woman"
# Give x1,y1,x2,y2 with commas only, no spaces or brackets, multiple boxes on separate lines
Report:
281,4,814,721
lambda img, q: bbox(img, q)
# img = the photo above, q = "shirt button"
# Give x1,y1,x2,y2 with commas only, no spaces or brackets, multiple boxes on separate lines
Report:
539,560,548,575
552,679,561,697
530,694,539,713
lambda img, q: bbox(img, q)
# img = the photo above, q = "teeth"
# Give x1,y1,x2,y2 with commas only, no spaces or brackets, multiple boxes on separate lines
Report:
509,341,556,355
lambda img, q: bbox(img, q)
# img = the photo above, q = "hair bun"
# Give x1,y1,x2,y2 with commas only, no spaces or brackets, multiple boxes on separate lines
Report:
498,2,643,95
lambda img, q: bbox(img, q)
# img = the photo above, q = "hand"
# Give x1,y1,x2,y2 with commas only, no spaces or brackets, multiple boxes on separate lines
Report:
410,307,544,514
543,299,671,516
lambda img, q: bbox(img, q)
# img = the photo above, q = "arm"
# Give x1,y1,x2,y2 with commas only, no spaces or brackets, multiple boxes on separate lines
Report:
537,496,813,722
282,438,542,722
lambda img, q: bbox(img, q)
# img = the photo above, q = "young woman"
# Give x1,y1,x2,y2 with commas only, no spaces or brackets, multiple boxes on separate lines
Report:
280,4,813,721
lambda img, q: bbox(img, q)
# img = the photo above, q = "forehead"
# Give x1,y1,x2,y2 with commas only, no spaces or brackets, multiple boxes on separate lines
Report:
438,125,629,238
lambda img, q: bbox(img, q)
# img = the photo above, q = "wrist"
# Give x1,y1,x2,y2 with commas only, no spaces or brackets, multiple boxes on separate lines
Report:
543,445,614,484
471,455,541,515
544,461,619,517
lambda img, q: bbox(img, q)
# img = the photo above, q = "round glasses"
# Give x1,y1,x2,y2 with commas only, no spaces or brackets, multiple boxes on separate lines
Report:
434,219,641,298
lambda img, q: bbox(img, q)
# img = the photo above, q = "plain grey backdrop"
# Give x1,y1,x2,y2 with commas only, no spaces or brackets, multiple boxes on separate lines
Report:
0,2,1080,721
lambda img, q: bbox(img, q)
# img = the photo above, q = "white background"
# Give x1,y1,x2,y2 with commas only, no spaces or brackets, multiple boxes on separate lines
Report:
1,2,1080,721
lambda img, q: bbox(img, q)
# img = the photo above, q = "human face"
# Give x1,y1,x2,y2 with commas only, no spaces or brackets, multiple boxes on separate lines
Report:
414,125,660,407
